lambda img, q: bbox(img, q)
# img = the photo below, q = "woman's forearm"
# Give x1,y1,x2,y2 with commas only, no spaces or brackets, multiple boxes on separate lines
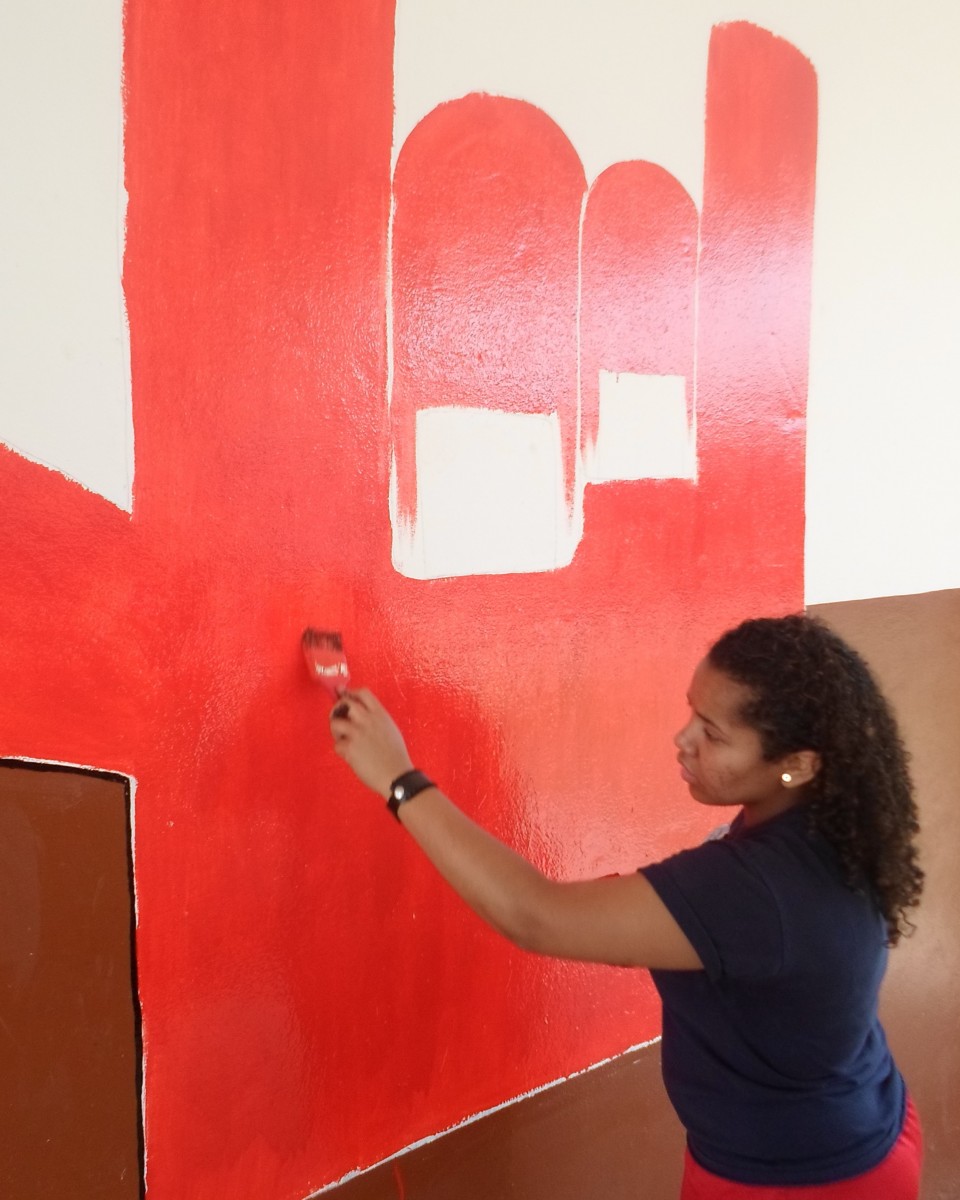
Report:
396,786,551,949
328,687,701,970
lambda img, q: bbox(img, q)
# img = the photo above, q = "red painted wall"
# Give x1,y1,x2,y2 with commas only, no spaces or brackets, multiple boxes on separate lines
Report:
0,7,815,1197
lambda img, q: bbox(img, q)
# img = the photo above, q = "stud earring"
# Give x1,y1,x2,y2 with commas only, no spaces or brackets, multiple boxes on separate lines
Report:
781,772,793,784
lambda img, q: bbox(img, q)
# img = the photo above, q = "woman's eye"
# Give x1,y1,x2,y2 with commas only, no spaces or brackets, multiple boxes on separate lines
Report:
703,727,720,743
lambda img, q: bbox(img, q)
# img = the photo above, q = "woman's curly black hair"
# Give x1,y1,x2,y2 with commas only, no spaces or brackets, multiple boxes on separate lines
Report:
708,614,923,945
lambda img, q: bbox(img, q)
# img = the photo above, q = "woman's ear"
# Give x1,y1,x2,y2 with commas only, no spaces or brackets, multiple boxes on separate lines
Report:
779,750,821,788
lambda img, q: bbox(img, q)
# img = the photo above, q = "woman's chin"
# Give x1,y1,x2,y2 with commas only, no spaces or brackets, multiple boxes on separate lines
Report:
690,787,731,809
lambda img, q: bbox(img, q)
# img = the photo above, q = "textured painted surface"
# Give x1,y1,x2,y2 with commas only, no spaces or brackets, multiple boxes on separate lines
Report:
0,8,814,1199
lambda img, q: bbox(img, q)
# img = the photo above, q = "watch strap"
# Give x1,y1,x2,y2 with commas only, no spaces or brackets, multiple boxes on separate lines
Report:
386,769,435,821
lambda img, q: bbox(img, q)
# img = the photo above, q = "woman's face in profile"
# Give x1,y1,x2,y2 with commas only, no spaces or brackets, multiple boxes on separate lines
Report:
674,660,797,825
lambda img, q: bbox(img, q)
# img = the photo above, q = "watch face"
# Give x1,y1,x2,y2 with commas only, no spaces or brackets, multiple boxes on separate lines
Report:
392,785,404,801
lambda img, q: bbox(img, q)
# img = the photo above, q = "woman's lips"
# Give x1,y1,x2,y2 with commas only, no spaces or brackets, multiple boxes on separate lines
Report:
678,760,697,785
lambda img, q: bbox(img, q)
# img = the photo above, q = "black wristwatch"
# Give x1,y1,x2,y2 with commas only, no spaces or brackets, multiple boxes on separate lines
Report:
386,769,435,821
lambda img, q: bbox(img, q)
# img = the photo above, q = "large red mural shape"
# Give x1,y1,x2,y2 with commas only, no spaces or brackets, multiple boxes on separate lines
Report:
580,161,698,483
391,97,586,576
392,112,702,579
390,30,815,585
0,7,816,1199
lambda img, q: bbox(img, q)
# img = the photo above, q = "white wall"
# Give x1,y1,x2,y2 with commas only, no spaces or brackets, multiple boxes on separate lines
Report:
2,1,957,600
0,1,130,511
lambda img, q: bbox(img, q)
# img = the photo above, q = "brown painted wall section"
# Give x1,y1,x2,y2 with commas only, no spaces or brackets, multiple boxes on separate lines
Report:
327,590,960,1200
816,590,960,1200
0,765,142,1198
328,1044,684,1200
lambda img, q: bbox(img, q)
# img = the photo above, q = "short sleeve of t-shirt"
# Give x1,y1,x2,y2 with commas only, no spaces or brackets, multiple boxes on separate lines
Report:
641,839,784,982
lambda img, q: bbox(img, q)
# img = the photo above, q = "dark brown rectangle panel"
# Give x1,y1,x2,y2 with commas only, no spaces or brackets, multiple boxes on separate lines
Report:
0,762,143,1198
813,590,960,1200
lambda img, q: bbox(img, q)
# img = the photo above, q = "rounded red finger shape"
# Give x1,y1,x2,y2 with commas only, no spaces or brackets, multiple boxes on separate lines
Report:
392,93,586,525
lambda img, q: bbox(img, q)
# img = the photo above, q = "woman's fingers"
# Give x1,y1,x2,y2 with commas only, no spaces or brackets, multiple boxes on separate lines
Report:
329,688,386,729
325,685,412,794
340,688,380,714
329,698,357,745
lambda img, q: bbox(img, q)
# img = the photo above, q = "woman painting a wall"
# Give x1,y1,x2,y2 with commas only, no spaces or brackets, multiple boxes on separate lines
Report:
329,614,925,1196
0,1,957,1197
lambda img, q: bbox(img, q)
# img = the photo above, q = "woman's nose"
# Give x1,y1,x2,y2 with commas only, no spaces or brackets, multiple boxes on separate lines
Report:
674,720,692,752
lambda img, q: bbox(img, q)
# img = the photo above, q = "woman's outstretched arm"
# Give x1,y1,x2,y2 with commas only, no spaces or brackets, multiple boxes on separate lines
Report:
330,688,702,971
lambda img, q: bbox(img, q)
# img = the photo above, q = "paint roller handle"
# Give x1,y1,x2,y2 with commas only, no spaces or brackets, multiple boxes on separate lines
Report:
329,688,414,798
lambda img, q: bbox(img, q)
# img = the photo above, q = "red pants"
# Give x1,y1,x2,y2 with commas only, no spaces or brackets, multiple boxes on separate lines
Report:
679,1098,923,1200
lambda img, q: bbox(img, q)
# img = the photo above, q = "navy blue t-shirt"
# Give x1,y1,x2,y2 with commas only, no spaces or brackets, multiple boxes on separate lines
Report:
641,804,905,1186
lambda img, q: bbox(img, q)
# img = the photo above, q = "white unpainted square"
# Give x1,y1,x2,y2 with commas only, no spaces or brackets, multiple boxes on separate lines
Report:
586,371,694,481
391,406,578,579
